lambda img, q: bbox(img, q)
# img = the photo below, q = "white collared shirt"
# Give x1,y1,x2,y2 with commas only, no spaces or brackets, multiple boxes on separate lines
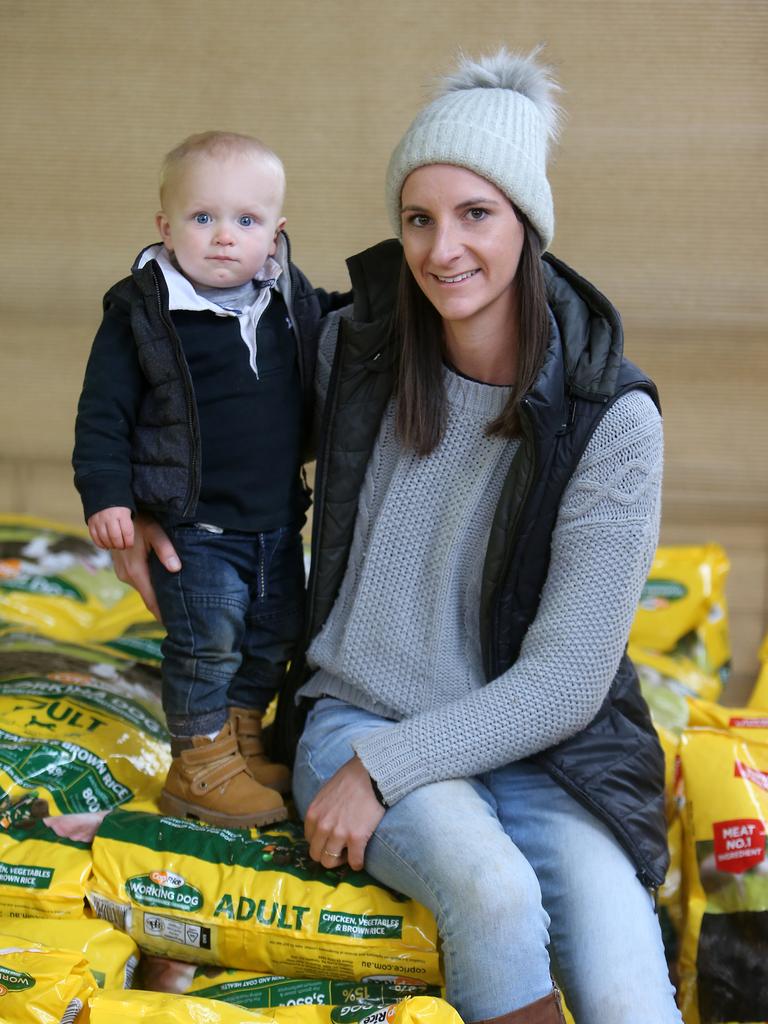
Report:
137,244,283,378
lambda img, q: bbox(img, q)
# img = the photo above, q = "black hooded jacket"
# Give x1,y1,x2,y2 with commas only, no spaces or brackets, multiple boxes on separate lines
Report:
276,239,669,888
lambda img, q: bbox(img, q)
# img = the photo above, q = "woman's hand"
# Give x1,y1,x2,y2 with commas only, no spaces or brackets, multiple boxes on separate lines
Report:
111,513,180,622
304,755,386,871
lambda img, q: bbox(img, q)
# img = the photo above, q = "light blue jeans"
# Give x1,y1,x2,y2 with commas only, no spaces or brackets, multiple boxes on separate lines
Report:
293,698,682,1024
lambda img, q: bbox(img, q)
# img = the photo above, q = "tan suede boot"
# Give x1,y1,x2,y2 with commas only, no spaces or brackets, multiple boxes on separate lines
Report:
229,707,292,795
158,720,288,828
472,990,566,1024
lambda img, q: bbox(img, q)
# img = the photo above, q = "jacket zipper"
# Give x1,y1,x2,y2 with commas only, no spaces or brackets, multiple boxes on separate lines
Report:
151,268,201,517
487,398,537,679
276,232,305,395
304,322,346,641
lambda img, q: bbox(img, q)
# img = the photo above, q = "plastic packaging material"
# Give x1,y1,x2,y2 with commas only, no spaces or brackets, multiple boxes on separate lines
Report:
0,930,96,1023
89,810,441,983
89,993,464,1024
747,633,768,710
0,514,159,649
0,916,138,989
630,544,731,682
677,720,768,1024
0,818,91,919
0,660,169,816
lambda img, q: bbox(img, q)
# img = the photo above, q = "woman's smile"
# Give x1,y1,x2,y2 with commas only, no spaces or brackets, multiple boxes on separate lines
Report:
401,164,524,343
433,268,480,284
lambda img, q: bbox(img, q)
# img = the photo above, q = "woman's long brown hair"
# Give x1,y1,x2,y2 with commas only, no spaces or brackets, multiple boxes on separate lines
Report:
394,214,550,456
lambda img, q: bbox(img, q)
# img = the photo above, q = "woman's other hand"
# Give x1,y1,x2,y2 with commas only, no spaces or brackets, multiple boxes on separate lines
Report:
304,755,386,871
111,513,180,621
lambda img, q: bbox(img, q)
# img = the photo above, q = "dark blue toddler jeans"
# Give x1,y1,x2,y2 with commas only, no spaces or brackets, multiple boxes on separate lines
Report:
149,523,305,738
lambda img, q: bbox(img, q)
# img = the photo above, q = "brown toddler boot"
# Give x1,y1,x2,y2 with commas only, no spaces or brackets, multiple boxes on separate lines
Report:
158,720,288,828
229,707,292,795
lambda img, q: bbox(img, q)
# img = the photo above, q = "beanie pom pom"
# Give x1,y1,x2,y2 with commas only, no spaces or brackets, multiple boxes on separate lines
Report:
437,45,563,146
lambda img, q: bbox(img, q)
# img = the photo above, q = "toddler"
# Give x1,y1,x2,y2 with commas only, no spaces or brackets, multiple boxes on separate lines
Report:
73,131,337,828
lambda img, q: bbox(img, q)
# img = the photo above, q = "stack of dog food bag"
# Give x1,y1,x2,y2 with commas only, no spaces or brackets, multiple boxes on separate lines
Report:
629,543,768,1024
0,515,459,1024
2,515,767,1023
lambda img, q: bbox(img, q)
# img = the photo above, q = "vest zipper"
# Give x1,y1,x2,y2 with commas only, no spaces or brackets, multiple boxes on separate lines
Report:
487,398,536,679
279,243,303,392
152,269,201,518
304,322,346,640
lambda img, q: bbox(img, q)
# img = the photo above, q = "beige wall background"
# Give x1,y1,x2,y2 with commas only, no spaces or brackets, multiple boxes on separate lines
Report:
1,0,766,696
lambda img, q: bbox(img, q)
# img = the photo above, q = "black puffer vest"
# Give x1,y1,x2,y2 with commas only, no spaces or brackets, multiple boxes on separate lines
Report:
105,236,324,520
278,239,669,888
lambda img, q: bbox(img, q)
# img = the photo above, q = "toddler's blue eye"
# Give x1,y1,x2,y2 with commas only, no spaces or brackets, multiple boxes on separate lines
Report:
238,215,254,227
194,213,211,224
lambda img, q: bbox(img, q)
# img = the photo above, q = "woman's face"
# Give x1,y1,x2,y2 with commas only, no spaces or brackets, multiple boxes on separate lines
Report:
400,165,524,337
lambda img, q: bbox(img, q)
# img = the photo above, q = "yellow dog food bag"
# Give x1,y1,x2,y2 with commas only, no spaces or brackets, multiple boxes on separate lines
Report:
0,665,170,815
630,544,731,680
90,993,463,1024
0,818,91,919
0,627,164,698
89,810,441,984
677,723,768,1024
0,916,138,989
0,514,155,646
0,931,96,1023
179,969,573,1024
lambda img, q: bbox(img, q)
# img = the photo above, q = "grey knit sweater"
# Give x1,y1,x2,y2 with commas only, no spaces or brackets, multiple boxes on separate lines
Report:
299,311,663,806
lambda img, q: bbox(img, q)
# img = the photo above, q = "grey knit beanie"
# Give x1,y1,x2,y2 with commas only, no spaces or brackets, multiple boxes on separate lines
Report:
386,47,562,250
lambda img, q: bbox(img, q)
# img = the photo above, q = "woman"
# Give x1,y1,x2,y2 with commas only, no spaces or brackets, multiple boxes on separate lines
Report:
117,49,681,1024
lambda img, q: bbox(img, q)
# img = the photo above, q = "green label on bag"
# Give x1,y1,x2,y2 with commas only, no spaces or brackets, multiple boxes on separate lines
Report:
640,579,687,604
319,910,402,939
0,966,36,992
0,861,53,890
127,873,203,912
0,730,133,813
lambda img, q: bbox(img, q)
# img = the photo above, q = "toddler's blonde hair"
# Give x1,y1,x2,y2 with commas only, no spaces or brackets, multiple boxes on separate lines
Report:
159,130,285,206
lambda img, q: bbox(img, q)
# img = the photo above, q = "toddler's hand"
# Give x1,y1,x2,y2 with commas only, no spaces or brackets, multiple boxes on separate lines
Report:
87,506,134,550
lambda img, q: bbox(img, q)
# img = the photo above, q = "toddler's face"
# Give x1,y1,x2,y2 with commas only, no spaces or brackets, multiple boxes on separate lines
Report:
156,154,286,289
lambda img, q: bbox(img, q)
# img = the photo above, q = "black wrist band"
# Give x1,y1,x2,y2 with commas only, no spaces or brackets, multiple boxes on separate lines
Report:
370,777,389,809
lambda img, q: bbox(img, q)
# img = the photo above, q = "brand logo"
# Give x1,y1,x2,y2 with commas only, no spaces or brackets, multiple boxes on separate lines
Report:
331,1005,396,1024
126,873,202,912
149,870,185,888
0,966,35,993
